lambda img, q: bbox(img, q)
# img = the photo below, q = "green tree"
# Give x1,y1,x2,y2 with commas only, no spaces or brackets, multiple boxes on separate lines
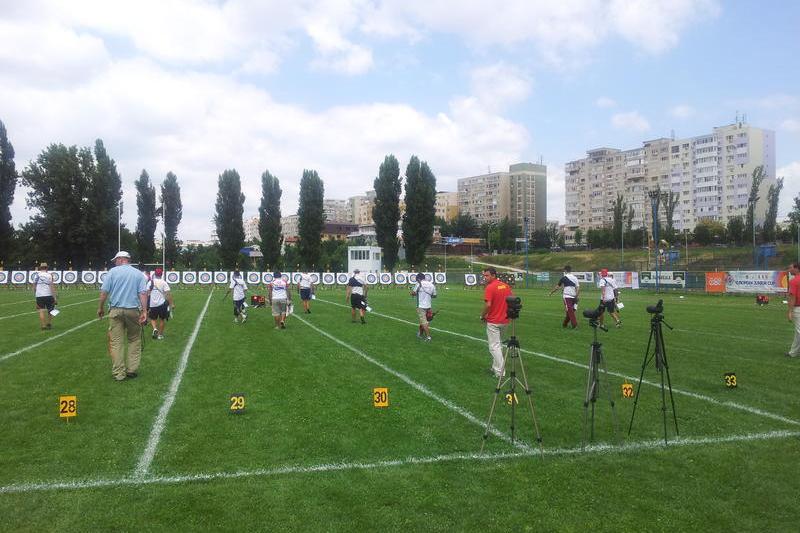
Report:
761,177,783,242
573,228,583,245
693,219,726,246
531,228,550,249
0,119,16,264
611,193,627,248
161,172,183,267
401,156,437,267
661,190,680,243
214,169,246,269
297,169,325,269
449,213,480,237
744,165,765,245
496,216,519,250
135,169,157,262
258,170,283,269
86,139,122,264
726,215,745,246
372,155,402,270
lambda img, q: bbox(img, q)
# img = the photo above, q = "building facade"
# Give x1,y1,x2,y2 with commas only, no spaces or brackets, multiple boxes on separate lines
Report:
323,198,351,223
280,214,300,239
435,191,460,222
348,190,376,226
457,163,547,235
564,122,776,240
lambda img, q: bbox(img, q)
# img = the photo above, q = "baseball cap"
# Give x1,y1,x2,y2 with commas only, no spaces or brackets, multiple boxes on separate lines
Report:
112,251,131,261
600,268,608,277
39,262,48,269
353,268,360,273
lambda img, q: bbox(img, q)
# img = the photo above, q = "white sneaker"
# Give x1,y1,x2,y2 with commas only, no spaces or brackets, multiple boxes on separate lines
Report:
242,313,247,323
233,318,238,323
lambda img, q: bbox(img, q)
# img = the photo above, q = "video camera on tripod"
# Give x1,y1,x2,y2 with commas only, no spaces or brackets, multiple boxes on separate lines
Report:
506,296,522,320
646,299,664,316
582,305,607,331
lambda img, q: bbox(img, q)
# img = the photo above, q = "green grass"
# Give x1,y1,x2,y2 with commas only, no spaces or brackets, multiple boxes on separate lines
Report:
0,283,798,531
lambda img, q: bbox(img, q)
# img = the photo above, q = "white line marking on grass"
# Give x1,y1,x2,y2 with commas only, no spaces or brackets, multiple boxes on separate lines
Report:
0,318,100,363
317,299,800,427
0,298,97,321
292,314,531,453
133,290,214,479
0,298,36,307
2,429,798,495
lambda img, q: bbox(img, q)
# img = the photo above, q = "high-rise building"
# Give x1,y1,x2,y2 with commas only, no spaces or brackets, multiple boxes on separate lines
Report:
323,198,351,223
565,122,775,239
457,163,547,235
348,190,376,226
280,214,300,239
435,191,459,222
244,216,259,242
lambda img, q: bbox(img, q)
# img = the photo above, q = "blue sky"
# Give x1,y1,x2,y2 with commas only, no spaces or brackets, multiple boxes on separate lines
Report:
2,0,799,240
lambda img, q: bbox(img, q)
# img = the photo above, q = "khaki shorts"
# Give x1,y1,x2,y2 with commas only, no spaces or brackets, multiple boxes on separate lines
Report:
272,299,288,316
417,307,430,326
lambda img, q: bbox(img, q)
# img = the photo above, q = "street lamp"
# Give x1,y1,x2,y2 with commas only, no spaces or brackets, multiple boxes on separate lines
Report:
648,189,661,293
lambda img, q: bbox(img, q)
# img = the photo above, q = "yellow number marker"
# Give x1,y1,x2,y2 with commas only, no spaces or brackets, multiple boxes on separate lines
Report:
622,383,634,398
229,393,246,414
724,373,737,388
505,392,519,405
59,395,77,419
373,387,389,408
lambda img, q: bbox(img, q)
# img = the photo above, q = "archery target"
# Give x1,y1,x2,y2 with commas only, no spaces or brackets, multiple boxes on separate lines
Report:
310,273,321,284
214,271,229,284
394,272,408,285
291,272,303,284
423,272,433,282
261,272,274,283
11,271,27,284
322,272,335,285
50,271,62,283
27,271,38,283
246,272,261,284
198,271,213,284
434,272,447,284
281,272,291,282
336,273,349,284
98,271,109,284
0,271,8,284
365,272,378,285
165,271,180,284
379,272,392,284
464,273,478,286
62,271,78,284
81,271,97,284
182,271,197,284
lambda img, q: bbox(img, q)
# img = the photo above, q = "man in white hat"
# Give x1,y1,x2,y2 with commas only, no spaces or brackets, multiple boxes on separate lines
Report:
97,251,148,381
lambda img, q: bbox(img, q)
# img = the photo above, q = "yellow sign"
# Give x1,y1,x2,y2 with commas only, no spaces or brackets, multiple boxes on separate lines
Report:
229,393,246,413
505,392,518,405
724,373,737,388
59,395,77,418
622,383,634,398
373,387,389,408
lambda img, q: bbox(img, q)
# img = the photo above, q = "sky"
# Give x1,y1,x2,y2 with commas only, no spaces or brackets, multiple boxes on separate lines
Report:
2,0,799,241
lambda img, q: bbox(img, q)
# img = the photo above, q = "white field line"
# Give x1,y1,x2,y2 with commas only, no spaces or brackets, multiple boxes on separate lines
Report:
0,298,97,321
0,318,100,363
317,298,800,427
133,290,214,479
1,429,797,495
293,314,530,452
0,298,37,307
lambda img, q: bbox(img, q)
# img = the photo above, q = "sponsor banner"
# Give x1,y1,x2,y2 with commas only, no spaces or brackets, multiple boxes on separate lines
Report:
310,273,321,284
603,271,640,289
434,272,446,284
639,271,686,288
50,271,62,283
725,271,788,294
62,271,78,284
246,272,261,285
574,272,594,284
165,271,180,284
705,272,726,293
321,272,335,285
336,273,349,284
394,272,408,285
685,271,706,290
379,272,393,285
213,271,229,284
464,273,478,286
11,271,27,284
182,271,197,284
98,271,109,285
81,271,98,284
534,272,550,282
0,271,8,283
365,272,378,285
198,271,213,285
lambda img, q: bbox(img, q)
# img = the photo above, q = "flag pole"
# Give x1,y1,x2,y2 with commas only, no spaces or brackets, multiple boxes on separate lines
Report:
118,201,122,251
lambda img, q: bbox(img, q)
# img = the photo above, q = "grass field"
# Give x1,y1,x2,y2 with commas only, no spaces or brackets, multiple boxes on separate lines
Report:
0,283,798,531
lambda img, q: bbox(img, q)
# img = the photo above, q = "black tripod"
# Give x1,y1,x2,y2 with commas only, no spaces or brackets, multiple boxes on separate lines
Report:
628,301,678,444
582,313,619,448
481,316,543,455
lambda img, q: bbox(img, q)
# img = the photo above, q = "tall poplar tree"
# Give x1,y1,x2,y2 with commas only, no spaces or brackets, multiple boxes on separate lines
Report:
297,169,325,269
744,165,765,244
258,170,283,269
87,139,122,263
372,155,402,271
161,171,182,266
761,177,783,242
214,169,246,269
0,119,16,263
401,156,436,267
135,169,157,262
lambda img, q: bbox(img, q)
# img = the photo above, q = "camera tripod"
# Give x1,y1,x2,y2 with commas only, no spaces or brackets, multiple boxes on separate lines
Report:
481,318,543,455
582,316,619,448
628,310,678,445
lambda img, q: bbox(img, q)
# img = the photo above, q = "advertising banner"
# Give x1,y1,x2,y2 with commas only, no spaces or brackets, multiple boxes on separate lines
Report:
705,272,726,293
605,271,639,289
574,272,594,284
725,271,788,294
639,271,686,288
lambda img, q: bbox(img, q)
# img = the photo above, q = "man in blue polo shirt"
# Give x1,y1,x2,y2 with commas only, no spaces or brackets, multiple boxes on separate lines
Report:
97,251,148,381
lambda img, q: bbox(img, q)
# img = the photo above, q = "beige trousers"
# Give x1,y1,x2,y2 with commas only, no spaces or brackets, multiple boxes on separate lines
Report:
789,313,800,356
486,322,507,377
108,308,142,380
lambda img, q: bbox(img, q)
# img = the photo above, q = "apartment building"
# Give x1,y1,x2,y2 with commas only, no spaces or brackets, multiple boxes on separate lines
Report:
457,163,547,234
348,190,376,226
280,214,299,239
244,216,259,242
565,122,775,238
435,191,459,221
324,198,351,223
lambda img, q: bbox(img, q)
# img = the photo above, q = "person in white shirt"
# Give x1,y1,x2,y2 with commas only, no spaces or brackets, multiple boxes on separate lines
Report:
147,267,175,339
411,272,437,341
549,265,580,329
269,271,291,329
297,272,315,314
33,262,57,330
345,269,368,324
598,269,622,328
225,270,248,324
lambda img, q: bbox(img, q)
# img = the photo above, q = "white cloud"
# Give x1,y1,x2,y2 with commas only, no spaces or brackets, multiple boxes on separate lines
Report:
670,104,695,119
778,161,800,218
611,111,651,132
470,63,532,111
547,165,566,224
781,119,800,132
595,97,617,108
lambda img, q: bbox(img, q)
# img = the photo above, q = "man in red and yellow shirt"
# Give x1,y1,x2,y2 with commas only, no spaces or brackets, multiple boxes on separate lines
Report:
786,262,800,357
480,267,513,378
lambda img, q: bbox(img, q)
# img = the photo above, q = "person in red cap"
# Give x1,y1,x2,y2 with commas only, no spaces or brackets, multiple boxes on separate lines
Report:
598,269,621,328
147,267,174,340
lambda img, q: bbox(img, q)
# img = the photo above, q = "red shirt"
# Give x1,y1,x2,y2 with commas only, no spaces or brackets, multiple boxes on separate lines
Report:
484,278,512,324
789,275,800,306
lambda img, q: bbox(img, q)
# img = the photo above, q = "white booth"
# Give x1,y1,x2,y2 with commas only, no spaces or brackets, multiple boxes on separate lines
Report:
348,246,382,273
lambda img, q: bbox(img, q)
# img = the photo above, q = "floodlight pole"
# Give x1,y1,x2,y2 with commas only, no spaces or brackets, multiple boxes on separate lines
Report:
524,216,530,288
648,190,661,293
117,201,122,252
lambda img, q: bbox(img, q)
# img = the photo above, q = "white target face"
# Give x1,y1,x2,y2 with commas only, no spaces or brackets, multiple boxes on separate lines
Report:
292,272,303,284
434,272,447,284
379,273,392,284
365,273,378,284
394,272,407,284
423,272,433,282
336,273,349,284
465,273,478,286
281,272,291,282
183,272,197,284
247,272,260,284
11,271,27,284
50,271,62,283
198,272,213,284
62,271,78,284
214,271,229,284
98,271,109,284
166,271,180,284
28,271,38,283
81,271,97,284
322,273,335,284
261,272,274,283
309,273,320,283
0,271,8,283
